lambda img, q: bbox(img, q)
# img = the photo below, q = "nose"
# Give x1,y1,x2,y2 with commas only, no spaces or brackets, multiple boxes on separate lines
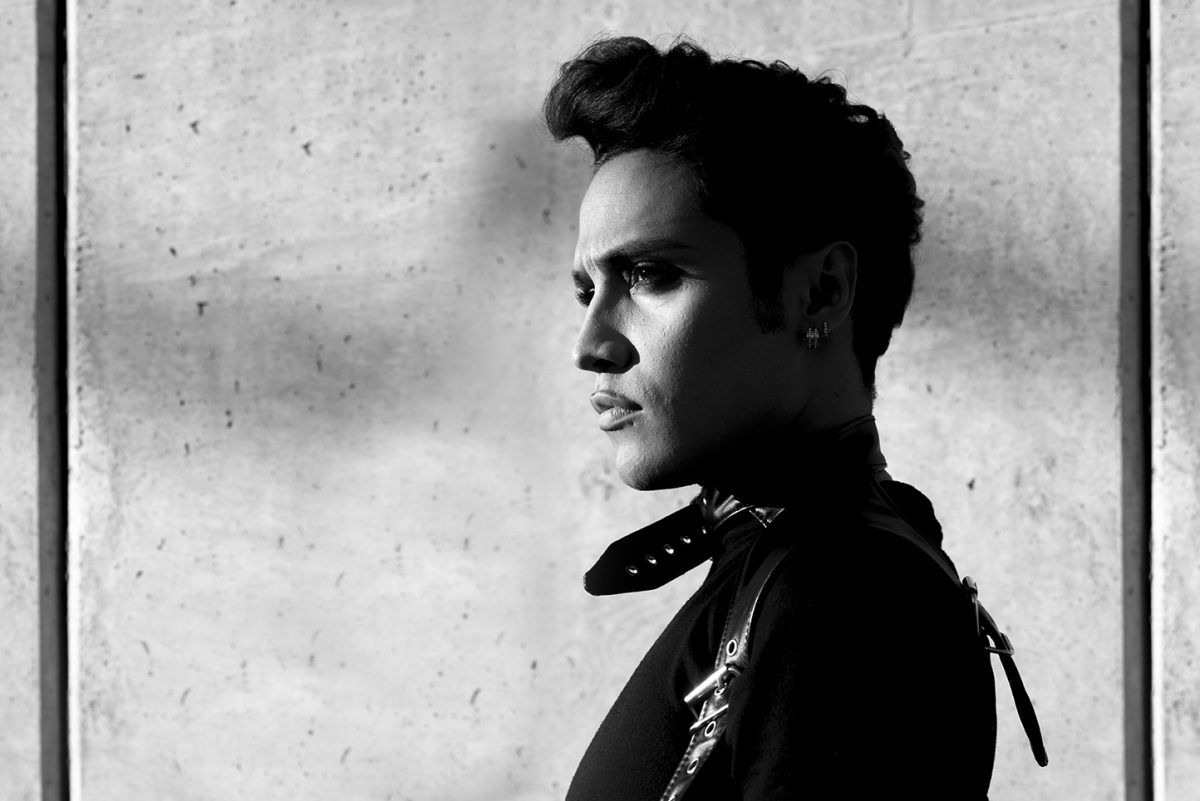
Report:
572,301,634,373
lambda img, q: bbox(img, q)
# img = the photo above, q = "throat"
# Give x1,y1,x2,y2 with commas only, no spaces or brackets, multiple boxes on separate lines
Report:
705,415,886,506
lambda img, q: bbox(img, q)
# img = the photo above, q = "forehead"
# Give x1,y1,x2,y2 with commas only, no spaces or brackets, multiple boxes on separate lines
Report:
575,150,704,266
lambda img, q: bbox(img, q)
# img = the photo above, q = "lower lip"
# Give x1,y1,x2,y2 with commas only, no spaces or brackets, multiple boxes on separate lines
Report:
598,407,640,431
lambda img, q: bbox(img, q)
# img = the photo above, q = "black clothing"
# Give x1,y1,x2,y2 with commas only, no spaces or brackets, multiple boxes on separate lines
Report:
568,418,998,800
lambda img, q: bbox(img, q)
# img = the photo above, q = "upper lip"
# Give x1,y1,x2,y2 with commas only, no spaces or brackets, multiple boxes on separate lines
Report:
590,390,641,414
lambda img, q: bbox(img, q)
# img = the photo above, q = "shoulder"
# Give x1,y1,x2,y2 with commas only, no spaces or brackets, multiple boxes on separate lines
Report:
720,483,996,794
741,478,986,708
758,495,971,641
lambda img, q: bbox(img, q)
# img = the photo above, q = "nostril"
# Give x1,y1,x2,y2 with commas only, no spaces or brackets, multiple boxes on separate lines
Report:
574,326,633,373
578,356,616,374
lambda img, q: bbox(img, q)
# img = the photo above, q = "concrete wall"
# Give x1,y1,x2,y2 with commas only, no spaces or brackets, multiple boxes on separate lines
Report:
56,0,1133,799
1156,0,1200,797
0,3,43,801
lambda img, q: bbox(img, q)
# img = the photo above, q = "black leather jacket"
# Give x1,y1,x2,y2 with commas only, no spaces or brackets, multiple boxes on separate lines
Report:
567,417,1004,800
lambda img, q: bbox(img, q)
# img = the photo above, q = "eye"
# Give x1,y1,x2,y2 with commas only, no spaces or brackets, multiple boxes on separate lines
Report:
623,262,679,292
574,285,594,307
572,275,594,307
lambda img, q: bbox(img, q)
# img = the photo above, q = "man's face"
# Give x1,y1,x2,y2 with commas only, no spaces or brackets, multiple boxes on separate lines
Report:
571,149,810,490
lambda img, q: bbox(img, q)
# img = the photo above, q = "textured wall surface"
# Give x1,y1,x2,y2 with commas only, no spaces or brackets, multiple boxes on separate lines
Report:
0,3,42,801
69,1,1122,799
1156,0,1200,796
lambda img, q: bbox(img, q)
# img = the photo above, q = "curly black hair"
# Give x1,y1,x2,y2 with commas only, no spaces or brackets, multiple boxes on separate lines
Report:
543,36,924,394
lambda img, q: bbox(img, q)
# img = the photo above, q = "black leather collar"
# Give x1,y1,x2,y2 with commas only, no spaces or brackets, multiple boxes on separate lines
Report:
583,416,887,596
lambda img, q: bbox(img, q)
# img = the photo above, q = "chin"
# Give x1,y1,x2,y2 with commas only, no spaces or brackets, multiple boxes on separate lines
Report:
613,447,697,492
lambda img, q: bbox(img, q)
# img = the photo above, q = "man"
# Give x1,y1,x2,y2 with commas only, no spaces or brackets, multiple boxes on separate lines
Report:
545,36,1046,799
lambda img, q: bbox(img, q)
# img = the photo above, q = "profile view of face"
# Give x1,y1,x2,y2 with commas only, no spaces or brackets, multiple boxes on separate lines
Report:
571,149,810,491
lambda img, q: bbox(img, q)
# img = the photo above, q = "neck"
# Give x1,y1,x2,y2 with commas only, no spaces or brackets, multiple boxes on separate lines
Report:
707,413,881,506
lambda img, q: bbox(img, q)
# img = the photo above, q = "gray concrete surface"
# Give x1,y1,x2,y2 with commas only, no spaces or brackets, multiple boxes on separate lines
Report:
0,3,43,801
51,0,1148,799
1156,1,1200,797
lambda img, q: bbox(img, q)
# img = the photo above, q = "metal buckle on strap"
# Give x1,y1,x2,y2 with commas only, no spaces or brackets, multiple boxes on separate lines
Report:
985,630,1015,656
683,664,739,718
962,576,1016,656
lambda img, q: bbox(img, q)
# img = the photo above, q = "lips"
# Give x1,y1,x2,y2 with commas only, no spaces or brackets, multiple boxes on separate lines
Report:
590,390,641,414
590,390,642,431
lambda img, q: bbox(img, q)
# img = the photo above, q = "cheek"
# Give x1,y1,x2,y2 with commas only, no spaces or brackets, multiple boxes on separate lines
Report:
639,302,710,403
676,297,759,367
651,303,758,409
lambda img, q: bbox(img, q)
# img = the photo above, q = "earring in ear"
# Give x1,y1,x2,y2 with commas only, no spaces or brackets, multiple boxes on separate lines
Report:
805,322,830,350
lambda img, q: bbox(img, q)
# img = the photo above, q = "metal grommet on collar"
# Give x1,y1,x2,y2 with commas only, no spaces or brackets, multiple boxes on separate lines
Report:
680,535,692,545
726,639,738,658
686,757,700,774
644,554,657,566
703,720,717,737
662,543,675,555
625,565,639,576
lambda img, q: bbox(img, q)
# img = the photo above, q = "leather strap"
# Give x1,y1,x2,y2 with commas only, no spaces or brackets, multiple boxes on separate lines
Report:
974,592,1050,767
867,474,1049,767
658,513,795,801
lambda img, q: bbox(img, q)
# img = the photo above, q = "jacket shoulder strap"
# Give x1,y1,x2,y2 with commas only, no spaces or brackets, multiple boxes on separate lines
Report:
658,537,795,801
870,476,1049,767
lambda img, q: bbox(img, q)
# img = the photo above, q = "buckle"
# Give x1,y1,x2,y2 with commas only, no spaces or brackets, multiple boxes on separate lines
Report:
985,630,1015,656
683,664,739,719
962,575,1016,656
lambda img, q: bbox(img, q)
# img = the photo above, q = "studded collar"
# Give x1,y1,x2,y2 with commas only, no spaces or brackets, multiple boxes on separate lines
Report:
582,416,887,596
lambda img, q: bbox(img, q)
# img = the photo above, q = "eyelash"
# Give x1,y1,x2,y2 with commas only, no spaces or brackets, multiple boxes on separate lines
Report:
574,263,678,307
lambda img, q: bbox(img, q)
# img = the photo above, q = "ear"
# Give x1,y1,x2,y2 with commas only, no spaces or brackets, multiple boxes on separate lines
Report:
801,241,857,330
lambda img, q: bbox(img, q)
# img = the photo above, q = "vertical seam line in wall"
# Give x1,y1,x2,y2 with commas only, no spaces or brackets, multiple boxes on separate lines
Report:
64,0,81,794
1118,1,1153,800
1145,0,1165,796
35,1,69,800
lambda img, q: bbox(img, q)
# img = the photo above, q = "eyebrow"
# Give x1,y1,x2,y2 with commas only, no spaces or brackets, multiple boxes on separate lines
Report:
571,237,696,283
